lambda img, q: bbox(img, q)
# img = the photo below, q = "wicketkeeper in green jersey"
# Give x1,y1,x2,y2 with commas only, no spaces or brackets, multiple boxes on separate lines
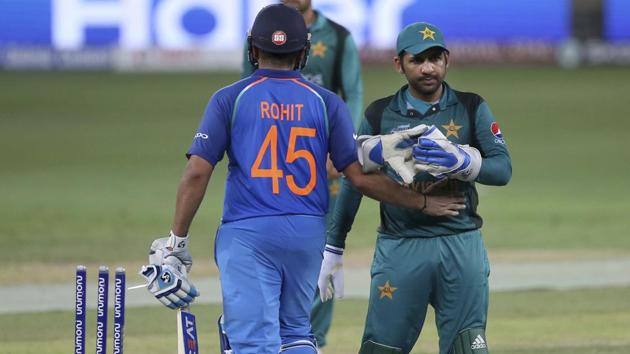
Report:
241,0,363,351
320,22,512,354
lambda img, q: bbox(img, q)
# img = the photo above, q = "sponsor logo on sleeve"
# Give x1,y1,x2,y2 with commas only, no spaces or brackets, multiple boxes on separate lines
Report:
194,132,208,139
490,122,505,144
390,124,411,133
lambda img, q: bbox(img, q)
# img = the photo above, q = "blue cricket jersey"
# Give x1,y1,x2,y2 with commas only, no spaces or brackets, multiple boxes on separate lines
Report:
187,69,357,222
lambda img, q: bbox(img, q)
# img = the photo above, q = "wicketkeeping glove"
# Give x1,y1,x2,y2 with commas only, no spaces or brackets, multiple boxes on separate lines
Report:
357,124,430,184
140,263,199,309
317,245,345,302
413,126,482,182
149,231,193,272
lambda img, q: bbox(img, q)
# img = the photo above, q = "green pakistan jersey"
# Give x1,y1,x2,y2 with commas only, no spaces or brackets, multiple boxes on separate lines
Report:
242,11,363,128
328,82,512,246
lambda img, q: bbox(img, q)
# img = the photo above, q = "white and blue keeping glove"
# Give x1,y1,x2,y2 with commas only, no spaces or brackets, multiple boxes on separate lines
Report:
357,124,430,184
149,231,193,272
317,245,345,302
140,262,199,309
413,126,482,182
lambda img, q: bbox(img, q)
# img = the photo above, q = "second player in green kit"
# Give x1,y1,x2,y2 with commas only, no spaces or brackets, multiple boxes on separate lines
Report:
242,1,363,351
321,22,512,354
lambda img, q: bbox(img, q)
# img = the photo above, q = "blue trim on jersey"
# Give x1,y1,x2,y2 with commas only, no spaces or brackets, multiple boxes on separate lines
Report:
231,76,269,126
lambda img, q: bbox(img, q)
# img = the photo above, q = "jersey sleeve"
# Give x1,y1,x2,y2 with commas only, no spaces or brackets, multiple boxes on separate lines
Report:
474,101,512,185
327,94,358,172
326,177,363,248
327,113,372,248
357,116,374,135
240,40,255,79
340,34,363,131
186,93,231,166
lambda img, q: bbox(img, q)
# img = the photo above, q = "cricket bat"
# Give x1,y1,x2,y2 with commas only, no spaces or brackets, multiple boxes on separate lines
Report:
177,306,199,354
177,265,199,354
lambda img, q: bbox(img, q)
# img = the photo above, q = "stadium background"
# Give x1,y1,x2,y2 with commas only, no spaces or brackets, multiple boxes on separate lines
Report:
1,0,630,353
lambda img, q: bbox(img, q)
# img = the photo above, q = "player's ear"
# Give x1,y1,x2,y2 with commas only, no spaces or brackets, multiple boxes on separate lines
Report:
443,51,449,68
252,47,261,64
393,55,403,74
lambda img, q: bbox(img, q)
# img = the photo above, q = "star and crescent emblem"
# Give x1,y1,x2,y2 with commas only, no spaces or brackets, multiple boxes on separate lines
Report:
442,119,463,138
420,26,436,40
378,280,398,300
329,179,340,196
311,41,327,58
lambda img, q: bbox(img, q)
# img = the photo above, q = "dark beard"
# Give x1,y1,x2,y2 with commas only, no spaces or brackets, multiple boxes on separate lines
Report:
410,77,442,98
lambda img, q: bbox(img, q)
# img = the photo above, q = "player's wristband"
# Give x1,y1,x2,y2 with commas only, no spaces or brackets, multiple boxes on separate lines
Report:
167,231,189,251
324,244,344,255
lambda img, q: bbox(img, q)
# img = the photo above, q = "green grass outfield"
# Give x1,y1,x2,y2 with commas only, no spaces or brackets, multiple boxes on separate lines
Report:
1,66,629,273
1,287,629,354
1,66,630,352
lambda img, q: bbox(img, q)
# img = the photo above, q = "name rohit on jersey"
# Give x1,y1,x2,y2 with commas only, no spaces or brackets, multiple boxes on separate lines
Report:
260,101,304,121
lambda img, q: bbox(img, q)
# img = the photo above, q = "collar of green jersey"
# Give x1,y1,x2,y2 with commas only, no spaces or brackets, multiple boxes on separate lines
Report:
308,10,327,33
391,81,458,115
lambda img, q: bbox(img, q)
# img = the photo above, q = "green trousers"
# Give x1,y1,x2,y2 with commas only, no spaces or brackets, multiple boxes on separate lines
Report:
310,177,340,347
311,289,334,347
362,230,490,354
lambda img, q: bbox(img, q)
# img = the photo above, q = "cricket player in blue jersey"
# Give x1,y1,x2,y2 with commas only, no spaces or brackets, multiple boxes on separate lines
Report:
242,1,363,351
143,6,466,354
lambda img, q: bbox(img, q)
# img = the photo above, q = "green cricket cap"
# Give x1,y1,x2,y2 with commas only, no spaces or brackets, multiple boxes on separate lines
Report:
396,22,447,55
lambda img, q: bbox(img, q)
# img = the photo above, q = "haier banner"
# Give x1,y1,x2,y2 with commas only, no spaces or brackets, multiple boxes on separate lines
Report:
0,0,571,50
605,0,630,41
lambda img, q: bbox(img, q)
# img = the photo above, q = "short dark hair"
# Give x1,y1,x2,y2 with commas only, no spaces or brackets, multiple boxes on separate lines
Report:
258,48,302,68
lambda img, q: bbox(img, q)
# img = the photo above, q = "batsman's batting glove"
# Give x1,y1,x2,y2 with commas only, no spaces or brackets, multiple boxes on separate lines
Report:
140,262,199,310
317,245,345,302
357,124,430,184
149,231,193,272
413,126,482,182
